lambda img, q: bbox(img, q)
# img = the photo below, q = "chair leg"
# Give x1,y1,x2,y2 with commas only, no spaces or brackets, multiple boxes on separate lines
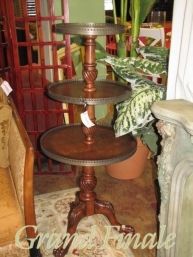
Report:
29,240,42,257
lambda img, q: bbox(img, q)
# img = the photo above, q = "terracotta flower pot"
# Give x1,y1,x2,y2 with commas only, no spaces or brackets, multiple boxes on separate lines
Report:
106,137,149,180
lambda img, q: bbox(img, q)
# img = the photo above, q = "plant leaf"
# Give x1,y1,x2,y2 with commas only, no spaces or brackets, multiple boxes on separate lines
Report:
138,46,169,70
114,83,165,138
100,56,167,86
130,0,156,25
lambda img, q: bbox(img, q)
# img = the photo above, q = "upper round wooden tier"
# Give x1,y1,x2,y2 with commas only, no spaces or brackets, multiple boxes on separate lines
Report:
40,124,137,166
47,80,131,105
55,23,125,36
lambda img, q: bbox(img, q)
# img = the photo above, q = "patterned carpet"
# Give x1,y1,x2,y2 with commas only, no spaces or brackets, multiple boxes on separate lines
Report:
35,188,134,257
34,160,158,257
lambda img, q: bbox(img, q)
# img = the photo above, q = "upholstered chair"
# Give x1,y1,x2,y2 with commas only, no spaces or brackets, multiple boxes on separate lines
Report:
0,88,37,257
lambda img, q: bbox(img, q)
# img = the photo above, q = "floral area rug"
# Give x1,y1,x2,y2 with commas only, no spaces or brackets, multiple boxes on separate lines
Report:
34,188,134,257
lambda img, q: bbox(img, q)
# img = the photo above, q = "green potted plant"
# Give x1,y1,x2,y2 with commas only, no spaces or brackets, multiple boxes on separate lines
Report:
129,0,156,57
112,0,129,57
112,0,156,57
101,47,168,179
100,0,168,180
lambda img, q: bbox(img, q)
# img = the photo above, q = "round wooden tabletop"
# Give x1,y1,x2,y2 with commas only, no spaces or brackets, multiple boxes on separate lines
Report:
55,23,125,36
47,80,131,105
40,124,137,166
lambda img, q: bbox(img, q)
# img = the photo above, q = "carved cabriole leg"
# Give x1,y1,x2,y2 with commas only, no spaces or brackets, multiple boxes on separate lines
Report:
53,167,96,257
95,199,135,235
53,201,85,257
67,201,86,233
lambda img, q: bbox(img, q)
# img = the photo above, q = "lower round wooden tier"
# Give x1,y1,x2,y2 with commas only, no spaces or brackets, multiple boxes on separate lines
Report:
40,124,137,166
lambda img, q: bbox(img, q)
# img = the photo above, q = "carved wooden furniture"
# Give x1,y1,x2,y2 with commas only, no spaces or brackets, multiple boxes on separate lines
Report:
40,23,137,257
152,99,193,257
0,94,37,257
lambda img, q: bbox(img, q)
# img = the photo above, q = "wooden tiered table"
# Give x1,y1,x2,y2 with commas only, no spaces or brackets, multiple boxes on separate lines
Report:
40,23,137,257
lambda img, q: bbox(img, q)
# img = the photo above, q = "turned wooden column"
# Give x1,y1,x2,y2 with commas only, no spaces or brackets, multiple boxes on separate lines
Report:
83,35,97,93
82,35,97,145
80,36,97,214
79,166,97,215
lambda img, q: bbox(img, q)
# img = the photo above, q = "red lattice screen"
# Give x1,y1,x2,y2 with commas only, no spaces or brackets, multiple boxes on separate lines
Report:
0,7,14,85
0,0,75,174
